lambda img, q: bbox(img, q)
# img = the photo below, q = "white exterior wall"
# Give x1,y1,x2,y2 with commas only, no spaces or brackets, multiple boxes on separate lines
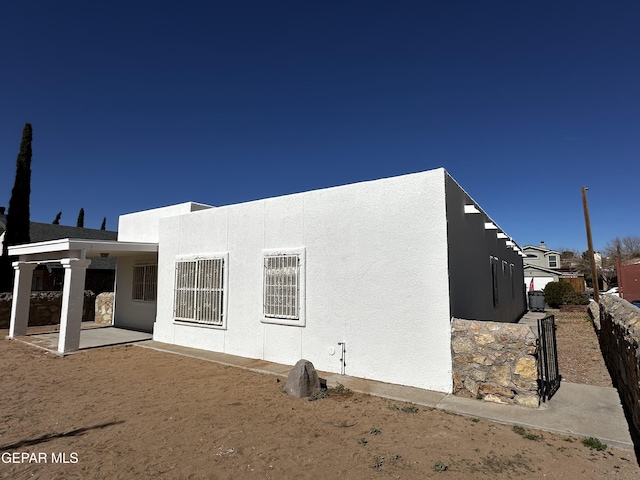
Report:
113,254,158,332
114,202,212,331
153,169,454,393
118,202,213,242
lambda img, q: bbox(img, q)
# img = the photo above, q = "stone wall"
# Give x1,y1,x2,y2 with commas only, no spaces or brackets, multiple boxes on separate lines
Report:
0,291,96,328
0,294,11,327
95,292,114,325
591,296,640,436
451,318,539,408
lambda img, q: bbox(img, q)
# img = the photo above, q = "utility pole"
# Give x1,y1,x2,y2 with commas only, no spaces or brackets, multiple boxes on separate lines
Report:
582,186,599,303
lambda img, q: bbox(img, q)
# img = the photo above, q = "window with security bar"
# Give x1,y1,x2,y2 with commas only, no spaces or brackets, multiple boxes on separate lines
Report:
132,264,157,301
264,254,300,320
174,257,225,326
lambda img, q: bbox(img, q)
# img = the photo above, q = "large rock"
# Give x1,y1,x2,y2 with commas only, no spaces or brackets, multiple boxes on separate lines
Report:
284,359,321,398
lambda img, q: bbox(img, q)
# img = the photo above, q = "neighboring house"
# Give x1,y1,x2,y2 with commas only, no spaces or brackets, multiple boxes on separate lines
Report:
523,242,560,270
8,168,527,394
522,241,584,292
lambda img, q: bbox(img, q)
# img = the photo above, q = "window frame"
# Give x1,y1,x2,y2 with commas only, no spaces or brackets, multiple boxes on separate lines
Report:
132,264,158,302
491,256,499,308
548,255,558,268
173,253,229,329
261,247,306,327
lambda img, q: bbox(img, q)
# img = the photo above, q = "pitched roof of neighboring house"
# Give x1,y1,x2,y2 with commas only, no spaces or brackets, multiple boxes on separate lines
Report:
523,263,561,276
29,222,118,270
30,222,117,243
524,263,581,278
522,244,561,255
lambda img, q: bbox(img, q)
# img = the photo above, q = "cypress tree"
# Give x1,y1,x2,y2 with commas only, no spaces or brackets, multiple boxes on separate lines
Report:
53,211,62,224
100,217,106,230
77,208,85,228
0,123,33,292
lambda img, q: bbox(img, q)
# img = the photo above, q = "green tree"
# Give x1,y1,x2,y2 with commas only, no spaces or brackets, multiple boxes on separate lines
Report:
100,217,106,230
76,208,84,228
52,211,62,224
0,123,33,292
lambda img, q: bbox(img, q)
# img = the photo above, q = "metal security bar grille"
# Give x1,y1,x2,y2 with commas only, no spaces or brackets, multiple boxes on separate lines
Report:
537,315,562,402
174,259,224,325
264,255,299,319
132,265,158,301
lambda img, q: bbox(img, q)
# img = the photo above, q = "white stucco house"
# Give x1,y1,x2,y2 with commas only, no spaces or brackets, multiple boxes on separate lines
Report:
8,168,526,394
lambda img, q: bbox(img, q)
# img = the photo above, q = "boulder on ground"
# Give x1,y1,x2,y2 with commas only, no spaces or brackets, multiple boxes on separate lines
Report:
284,359,321,398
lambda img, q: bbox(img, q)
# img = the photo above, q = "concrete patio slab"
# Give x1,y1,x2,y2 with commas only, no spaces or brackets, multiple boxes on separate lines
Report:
12,324,152,354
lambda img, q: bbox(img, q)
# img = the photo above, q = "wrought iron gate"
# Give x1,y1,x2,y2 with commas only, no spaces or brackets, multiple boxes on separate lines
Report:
537,315,561,402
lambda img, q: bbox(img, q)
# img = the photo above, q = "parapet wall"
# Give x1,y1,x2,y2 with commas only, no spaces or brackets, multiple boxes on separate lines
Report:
591,296,640,435
451,318,539,408
0,291,96,328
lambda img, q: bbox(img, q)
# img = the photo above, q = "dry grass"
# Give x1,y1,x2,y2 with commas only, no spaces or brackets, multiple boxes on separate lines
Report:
553,310,613,387
0,313,635,479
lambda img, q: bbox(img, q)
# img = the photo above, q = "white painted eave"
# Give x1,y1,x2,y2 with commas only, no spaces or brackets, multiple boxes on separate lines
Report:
8,238,158,258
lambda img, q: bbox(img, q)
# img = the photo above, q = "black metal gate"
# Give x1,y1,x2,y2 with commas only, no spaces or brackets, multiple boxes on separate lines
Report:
537,315,561,402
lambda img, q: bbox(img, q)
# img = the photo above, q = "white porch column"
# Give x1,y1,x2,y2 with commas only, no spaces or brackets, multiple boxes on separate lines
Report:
9,262,37,338
58,258,91,354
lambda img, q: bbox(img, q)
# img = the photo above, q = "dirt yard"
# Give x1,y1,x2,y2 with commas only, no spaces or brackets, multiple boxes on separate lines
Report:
1,311,638,479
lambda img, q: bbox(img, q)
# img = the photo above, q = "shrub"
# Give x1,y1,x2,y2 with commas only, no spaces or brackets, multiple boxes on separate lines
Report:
582,437,607,451
433,461,448,472
332,383,350,393
564,291,589,305
309,389,328,401
543,282,574,308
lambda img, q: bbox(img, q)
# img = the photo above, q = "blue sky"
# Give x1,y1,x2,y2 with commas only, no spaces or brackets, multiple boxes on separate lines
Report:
1,1,638,252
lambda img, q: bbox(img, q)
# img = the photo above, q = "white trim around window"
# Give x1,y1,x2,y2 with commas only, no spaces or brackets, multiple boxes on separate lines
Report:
262,247,306,327
173,253,229,329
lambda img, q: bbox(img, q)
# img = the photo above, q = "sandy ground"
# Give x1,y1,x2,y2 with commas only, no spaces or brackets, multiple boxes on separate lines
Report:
1,312,639,479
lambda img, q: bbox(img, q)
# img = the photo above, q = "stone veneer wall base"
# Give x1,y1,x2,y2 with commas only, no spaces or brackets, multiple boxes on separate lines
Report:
451,318,539,408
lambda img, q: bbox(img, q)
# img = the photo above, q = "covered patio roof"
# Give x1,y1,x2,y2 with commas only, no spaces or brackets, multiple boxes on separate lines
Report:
9,238,158,262
8,238,158,354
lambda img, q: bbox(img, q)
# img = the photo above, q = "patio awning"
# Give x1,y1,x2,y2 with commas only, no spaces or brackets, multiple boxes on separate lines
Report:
9,238,158,262
7,238,158,354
